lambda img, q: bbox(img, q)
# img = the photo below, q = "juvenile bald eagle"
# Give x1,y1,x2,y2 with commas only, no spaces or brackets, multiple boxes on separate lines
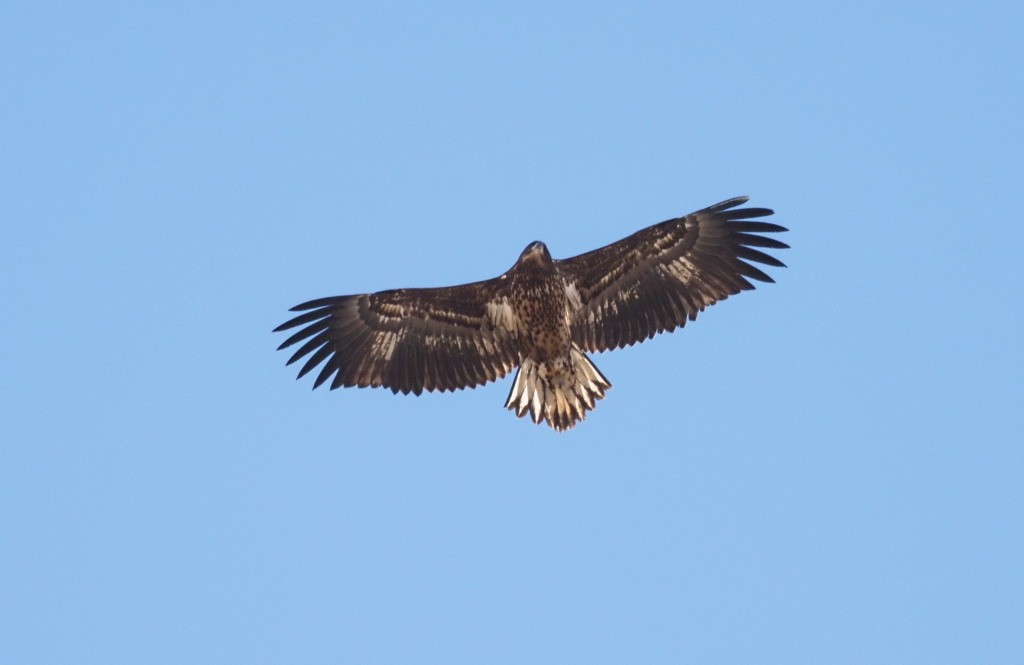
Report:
275,197,787,431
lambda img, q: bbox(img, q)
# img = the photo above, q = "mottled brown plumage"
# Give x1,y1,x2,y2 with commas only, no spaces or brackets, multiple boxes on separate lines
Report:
274,196,788,430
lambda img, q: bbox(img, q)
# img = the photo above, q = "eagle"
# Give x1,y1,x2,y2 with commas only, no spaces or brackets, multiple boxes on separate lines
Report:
275,197,787,431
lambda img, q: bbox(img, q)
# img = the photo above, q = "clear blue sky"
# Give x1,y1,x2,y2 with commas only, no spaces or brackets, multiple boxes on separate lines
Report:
3,2,1022,663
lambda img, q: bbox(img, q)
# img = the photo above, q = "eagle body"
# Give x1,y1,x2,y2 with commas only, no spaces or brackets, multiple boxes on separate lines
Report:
506,242,573,362
501,241,611,430
275,197,788,431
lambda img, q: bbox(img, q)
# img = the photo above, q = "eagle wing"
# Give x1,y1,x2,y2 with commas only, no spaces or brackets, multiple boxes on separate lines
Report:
558,197,788,353
274,279,519,395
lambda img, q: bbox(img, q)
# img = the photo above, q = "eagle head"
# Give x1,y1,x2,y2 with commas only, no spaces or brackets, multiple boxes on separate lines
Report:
518,241,553,267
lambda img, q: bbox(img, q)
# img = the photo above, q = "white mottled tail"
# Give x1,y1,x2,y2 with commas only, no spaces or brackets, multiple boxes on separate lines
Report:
504,345,611,431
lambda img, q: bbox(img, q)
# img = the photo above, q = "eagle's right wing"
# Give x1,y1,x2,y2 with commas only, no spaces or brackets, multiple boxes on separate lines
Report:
274,280,519,395
559,197,788,353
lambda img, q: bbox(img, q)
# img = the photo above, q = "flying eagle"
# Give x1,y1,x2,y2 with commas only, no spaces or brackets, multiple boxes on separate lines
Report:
275,196,787,431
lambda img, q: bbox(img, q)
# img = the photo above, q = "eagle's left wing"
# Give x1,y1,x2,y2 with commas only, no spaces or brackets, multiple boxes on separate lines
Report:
558,197,788,353
274,280,519,395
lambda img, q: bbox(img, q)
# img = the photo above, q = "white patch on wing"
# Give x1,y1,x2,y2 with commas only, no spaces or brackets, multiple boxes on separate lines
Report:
563,280,582,311
370,330,403,361
486,297,518,335
562,280,582,327
665,257,698,284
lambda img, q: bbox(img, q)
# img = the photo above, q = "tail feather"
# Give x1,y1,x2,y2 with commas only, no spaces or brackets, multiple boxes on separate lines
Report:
504,345,611,431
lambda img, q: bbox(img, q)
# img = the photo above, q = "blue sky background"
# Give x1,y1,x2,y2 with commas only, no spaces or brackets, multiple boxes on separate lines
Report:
3,2,1022,663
